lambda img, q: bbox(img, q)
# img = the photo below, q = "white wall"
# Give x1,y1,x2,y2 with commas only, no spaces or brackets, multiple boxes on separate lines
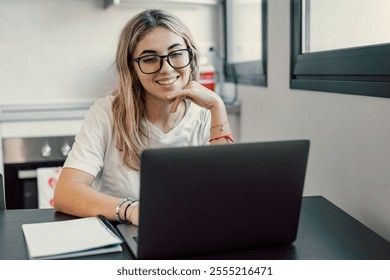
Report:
238,0,390,241
0,0,221,104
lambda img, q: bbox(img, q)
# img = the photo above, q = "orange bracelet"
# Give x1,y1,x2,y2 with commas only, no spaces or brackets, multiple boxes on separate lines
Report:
209,133,234,143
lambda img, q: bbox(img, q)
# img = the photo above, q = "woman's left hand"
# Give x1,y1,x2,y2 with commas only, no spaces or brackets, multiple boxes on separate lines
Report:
167,81,223,112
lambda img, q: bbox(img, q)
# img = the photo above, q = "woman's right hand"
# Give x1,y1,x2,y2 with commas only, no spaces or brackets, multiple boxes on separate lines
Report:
167,80,223,113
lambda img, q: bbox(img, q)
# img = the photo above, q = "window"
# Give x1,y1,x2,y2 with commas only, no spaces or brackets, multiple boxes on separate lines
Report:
291,0,390,98
224,0,267,86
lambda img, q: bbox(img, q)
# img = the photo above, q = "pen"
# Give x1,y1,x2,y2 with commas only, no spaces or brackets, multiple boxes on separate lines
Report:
97,214,124,243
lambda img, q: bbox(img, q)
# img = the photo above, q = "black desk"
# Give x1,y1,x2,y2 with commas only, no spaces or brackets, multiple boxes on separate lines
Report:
0,196,389,260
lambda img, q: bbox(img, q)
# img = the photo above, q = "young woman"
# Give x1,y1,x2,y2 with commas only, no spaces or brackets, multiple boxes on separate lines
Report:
53,9,233,226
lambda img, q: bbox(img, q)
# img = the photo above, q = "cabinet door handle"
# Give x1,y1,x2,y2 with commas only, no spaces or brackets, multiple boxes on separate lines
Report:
17,170,37,179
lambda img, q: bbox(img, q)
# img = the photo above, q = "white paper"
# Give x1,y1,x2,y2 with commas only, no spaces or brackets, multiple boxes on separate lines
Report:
22,217,122,259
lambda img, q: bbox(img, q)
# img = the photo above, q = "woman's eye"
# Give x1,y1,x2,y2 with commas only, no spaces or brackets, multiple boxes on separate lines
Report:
170,52,183,59
142,56,159,64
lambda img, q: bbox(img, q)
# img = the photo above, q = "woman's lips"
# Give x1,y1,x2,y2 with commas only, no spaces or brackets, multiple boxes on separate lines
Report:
156,76,178,85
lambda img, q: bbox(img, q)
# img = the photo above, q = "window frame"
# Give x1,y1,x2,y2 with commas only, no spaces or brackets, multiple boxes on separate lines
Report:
290,0,390,98
223,0,268,87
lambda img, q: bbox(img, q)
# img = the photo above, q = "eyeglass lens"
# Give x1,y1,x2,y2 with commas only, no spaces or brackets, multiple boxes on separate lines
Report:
138,49,191,74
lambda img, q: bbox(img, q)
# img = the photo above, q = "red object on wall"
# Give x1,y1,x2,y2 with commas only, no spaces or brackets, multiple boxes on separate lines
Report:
199,64,215,91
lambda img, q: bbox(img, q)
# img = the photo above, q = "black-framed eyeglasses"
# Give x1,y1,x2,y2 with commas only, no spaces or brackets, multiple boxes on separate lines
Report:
132,48,193,74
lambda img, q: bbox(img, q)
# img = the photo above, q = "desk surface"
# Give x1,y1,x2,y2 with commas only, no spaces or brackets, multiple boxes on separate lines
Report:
0,196,389,260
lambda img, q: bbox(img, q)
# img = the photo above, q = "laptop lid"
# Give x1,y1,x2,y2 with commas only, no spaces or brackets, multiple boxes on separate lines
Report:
118,140,310,259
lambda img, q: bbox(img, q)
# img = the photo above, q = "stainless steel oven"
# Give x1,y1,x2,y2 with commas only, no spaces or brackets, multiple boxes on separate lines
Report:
3,135,74,209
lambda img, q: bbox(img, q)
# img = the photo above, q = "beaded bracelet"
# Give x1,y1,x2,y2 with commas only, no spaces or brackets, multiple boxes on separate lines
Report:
115,198,133,224
123,202,133,224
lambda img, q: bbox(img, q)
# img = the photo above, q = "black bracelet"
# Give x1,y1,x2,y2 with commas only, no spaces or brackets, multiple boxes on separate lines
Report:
123,202,133,224
115,198,131,224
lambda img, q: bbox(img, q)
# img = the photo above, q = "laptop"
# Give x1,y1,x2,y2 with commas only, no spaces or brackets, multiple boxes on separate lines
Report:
117,140,310,259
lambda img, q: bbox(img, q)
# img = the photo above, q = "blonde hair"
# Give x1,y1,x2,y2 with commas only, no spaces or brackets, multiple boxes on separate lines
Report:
111,9,199,170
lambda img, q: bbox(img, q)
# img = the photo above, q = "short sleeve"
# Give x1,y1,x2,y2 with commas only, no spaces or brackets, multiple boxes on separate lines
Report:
63,97,113,177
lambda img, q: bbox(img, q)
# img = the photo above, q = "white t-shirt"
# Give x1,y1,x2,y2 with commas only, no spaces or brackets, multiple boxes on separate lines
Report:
64,95,211,199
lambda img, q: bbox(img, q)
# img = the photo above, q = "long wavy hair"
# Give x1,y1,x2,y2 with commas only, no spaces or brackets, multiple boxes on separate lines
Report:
111,9,199,171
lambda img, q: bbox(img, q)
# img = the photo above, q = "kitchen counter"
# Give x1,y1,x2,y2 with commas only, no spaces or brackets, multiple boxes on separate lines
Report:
0,100,241,136
0,101,95,175
0,99,240,122
0,99,240,138
0,102,93,140
0,99,241,174
0,101,94,122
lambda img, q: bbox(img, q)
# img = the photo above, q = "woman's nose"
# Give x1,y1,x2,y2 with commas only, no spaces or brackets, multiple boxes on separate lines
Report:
159,57,173,73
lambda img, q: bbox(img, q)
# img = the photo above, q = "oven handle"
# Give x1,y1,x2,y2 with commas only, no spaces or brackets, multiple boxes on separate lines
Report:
18,170,37,179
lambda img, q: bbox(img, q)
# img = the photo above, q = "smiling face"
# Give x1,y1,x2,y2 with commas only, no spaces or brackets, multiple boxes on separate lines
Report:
132,27,192,104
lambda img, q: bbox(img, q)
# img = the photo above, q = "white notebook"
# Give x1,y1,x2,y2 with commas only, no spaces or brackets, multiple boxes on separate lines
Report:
22,216,123,260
